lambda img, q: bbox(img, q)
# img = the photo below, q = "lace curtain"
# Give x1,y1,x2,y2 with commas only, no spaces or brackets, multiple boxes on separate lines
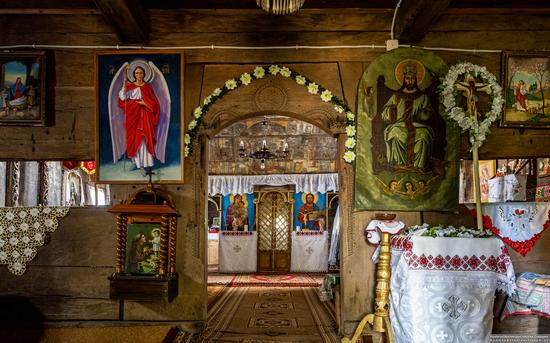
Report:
208,173,339,196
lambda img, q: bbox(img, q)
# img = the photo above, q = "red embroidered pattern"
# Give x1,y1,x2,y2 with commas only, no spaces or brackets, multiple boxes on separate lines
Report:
404,246,510,274
470,208,550,257
391,236,412,250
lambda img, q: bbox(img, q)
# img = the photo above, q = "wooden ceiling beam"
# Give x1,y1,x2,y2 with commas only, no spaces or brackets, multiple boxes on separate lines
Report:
92,0,149,43
393,0,452,43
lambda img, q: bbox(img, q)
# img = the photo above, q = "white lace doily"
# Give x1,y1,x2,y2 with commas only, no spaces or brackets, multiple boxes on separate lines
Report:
0,207,69,275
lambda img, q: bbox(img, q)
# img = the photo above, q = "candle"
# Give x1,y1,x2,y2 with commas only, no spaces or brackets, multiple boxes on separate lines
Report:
239,140,244,148
262,139,267,148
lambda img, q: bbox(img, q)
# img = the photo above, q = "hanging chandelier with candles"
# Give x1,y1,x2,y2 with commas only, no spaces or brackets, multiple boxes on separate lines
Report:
238,117,290,170
256,0,305,15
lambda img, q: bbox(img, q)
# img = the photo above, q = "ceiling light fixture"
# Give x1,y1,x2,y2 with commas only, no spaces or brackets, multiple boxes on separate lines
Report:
256,0,305,15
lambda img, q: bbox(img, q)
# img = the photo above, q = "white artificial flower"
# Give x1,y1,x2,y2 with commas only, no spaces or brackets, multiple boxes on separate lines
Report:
240,73,252,85
268,65,280,75
0,251,6,261
346,112,355,121
295,75,306,85
193,107,202,119
307,83,319,95
343,151,356,163
203,95,212,106
185,134,191,144
320,90,333,102
212,88,222,96
345,126,356,137
334,105,344,113
185,146,190,157
253,67,265,79
30,208,39,216
225,79,237,90
280,67,291,77
188,120,197,130
345,137,356,149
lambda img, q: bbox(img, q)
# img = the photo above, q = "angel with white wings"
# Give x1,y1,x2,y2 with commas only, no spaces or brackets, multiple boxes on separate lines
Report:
108,60,171,169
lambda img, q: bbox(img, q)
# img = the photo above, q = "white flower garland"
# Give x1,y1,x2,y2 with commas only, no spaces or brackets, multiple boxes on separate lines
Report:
185,64,356,163
441,62,504,148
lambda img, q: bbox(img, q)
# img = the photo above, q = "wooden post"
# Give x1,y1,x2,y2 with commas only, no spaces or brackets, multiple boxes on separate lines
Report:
472,145,483,231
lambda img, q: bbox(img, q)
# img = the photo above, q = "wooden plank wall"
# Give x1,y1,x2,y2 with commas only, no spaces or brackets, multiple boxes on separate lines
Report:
0,7,548,335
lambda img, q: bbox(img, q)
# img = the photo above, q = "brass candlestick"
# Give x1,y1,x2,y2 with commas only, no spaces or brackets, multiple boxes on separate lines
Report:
342,213,395,343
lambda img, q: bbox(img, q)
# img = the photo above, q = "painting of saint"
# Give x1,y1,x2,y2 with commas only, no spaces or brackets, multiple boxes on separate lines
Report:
125,222,162,275
0,51,45,125
225,194,249,231
502,53,550,127
97,52,183,182
355,48,459,211
297,193,325,231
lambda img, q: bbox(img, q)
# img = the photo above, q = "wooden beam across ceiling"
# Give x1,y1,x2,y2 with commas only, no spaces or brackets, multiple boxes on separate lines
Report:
393,0,452,43
92,0,150,43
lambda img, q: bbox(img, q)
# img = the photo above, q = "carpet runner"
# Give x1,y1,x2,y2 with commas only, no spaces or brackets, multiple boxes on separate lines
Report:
209,273,323,288
200,286,338,342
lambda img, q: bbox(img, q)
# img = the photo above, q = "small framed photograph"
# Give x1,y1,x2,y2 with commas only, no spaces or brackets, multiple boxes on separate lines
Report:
125,221,163,275
0,51,46,126
501,51,550,127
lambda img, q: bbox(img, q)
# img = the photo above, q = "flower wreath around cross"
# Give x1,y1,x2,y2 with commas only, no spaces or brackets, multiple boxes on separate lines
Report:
184,65,357,163
440,62,504,148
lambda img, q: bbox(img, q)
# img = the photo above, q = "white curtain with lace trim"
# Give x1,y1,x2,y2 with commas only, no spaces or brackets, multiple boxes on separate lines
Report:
208,173,339,196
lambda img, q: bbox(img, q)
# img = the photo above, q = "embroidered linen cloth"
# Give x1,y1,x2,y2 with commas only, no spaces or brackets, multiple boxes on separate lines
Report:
0,206,69,275
290,231,328,272
218,231,257,273
390,236,515,343
502,272,550,319
477,202,550,256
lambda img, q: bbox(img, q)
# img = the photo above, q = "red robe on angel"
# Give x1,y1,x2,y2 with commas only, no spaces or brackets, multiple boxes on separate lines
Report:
118,82,160,168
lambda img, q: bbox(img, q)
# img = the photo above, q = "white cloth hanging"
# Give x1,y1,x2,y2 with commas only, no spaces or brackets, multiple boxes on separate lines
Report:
208,173,338,196
328,206,340,266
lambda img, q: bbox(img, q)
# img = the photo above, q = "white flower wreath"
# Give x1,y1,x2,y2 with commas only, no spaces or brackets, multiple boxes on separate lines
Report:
441,62,504,148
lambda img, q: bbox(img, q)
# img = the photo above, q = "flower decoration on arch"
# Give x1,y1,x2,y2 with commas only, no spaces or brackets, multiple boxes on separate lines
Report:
184,64,357,163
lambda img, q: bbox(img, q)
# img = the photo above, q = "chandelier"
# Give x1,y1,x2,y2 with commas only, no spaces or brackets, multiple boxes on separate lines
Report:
238,117,290,169
256,0,305,15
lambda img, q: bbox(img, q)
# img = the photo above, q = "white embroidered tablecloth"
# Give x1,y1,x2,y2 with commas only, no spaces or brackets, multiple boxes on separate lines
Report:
477,202,550,256
390,236,515,343
218,232,257,273
290,231,328,272
0,206,69,275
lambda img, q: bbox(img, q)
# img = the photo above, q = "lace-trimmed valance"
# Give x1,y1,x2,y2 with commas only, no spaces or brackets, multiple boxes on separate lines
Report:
0,207,69,275
208,173,339,196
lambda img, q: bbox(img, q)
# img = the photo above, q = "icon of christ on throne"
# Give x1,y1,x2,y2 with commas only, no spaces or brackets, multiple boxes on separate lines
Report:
369,59,448,200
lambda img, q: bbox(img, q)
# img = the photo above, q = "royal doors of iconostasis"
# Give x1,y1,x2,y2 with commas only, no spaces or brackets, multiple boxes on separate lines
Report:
255,188,294,272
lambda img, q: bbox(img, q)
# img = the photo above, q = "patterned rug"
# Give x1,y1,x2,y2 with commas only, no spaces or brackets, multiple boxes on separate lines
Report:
199,286,338,342
227,273,323,287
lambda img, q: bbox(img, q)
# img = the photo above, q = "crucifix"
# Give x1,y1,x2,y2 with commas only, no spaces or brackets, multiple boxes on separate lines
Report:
145,167,155,192
455,74,492,231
